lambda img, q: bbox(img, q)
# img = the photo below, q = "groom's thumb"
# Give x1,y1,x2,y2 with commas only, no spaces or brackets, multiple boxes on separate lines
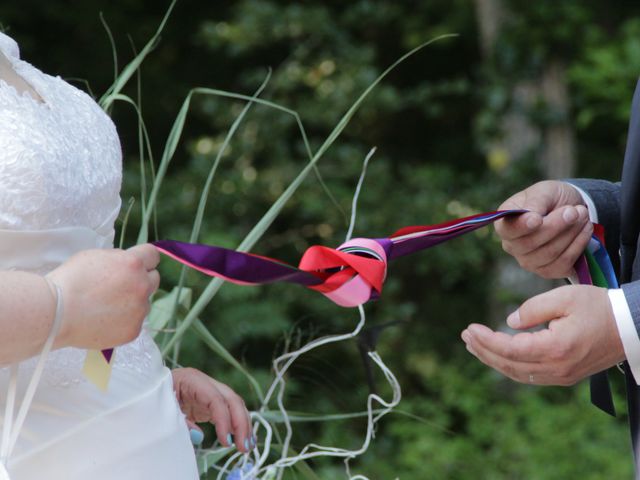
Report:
507,287,569,330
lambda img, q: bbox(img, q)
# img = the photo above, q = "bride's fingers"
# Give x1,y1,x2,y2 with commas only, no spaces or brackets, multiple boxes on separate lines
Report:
126,243,160,271
172,368,254,451
205,388,235,448
185,420,204,446
211,380,254,452
147,269,160,296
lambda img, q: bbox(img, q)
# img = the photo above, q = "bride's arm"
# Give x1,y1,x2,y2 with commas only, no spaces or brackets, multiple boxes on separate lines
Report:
0,270,59,364
0,245,160,365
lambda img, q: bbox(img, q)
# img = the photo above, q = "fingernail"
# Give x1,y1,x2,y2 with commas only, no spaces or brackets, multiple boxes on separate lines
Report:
507,310,520,328
562,207,578,224
244,438,250,450
461,330,471,343
576,205,588,220
226,433,234,447
525,215,539,229
190,428,204,446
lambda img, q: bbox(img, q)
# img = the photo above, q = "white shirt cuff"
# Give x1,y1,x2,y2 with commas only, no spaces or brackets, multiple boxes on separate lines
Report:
568,184,599,223
609,288,640,384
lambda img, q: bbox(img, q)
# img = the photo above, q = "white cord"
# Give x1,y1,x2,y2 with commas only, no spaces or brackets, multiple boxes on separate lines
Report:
0,279,63,473
345,147,375,242
217,304,400,480
212,148,401,480
0,366,17,464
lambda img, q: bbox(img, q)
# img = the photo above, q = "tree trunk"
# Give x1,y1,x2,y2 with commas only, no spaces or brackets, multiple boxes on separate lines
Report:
474,0,576,330
541,60,576,179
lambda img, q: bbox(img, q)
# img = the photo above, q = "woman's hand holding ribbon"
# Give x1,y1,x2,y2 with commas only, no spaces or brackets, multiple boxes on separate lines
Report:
47,244,160,351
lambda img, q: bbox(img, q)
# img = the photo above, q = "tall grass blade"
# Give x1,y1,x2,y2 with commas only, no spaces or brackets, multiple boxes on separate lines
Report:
99,0,177,110
136,88,314,244
99,12,118,89
147,287,193,336
192,319,265,403
161,35,457,355
118,197,135,249
166,71,273,362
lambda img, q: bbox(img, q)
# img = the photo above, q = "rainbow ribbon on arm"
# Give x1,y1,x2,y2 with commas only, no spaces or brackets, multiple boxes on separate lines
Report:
573,223,619,416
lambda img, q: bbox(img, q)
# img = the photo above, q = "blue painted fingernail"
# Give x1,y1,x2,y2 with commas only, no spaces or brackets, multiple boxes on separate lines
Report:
190,428,204,446
226,433,234,446
244,438,250,450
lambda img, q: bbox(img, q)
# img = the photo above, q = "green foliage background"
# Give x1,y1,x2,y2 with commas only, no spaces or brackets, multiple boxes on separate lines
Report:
2,1,639,478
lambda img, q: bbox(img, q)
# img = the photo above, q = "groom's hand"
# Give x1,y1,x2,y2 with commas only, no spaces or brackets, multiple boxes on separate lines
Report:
495,180,592,279
461,285,625,385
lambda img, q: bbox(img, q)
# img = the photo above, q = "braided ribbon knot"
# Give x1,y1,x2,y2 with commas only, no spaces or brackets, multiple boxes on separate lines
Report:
299,238,387,307
151,209,529,307
152,237,389,308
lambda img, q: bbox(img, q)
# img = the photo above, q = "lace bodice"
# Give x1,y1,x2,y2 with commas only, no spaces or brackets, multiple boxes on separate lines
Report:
0,32,121,231
0,31,155,386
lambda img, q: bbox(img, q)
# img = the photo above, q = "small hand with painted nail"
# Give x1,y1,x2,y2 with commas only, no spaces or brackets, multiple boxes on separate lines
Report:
495,180,593,279
461,285,625,385
171,367,255,452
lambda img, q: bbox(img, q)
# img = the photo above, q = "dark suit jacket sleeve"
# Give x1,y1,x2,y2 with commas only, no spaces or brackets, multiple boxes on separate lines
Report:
566,178,621,275
567,179,640,339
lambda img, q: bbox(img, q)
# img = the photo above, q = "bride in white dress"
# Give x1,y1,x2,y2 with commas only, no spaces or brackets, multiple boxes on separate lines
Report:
0,30,253,479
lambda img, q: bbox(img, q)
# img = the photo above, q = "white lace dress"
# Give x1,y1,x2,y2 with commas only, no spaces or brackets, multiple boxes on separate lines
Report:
0,32,199,479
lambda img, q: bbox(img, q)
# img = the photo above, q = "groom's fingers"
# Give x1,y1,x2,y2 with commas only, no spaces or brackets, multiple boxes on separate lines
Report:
463,340,553,385
465,332,580,386
534,220,593,279
461,326,565,385
462,322,582,386
463,323,555,363
495,210,543,241
514,212,590,272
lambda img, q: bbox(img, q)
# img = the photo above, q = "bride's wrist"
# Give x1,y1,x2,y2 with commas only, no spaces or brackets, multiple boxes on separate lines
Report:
44,274,70,349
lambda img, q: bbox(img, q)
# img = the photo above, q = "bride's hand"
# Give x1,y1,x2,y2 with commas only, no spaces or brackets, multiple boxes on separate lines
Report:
171,368,255,453
46,244,160,350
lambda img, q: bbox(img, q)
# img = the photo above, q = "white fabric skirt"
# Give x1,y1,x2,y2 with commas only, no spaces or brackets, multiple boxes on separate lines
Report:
3,355,199,479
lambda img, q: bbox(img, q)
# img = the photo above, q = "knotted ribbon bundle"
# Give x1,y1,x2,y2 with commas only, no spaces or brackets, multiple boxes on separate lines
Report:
152,210,527,308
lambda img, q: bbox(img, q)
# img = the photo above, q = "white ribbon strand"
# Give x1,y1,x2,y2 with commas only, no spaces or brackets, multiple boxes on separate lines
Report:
0,279,63,475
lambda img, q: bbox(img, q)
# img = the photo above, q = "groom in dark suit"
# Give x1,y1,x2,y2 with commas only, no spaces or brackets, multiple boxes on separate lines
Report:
460,79,640,464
